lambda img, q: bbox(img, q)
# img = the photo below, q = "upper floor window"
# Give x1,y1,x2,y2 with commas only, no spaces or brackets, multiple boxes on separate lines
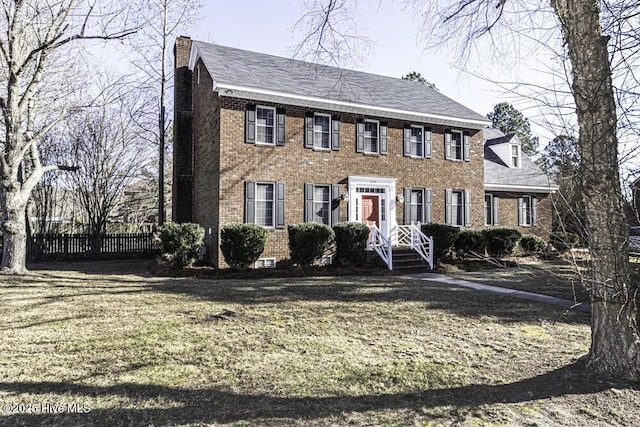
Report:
356,120,388,155
511,144,520,168
256,106,275,144
445,129,470,162
364,120,379,153
314,114,331,149
246,105,286,146
410,126,423,157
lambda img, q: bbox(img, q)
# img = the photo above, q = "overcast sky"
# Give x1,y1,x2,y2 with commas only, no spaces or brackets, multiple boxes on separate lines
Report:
190,1,556,142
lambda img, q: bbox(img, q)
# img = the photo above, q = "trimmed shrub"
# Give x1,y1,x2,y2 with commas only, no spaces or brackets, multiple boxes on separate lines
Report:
288,223,334,267
421,223,461,260
333,222,370,266
483,227,522,258
220,223,269,271
454,230,486,257
520,234,548,254
158,222,205,268
550,231,580,252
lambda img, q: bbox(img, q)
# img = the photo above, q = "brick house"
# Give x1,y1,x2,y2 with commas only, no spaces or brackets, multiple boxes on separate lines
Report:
173,37,557,267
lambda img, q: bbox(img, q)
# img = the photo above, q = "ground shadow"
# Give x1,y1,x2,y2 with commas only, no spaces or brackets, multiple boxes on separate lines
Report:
0,361,630,425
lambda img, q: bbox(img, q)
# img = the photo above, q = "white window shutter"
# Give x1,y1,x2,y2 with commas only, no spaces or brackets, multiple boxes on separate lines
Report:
464,190,471,227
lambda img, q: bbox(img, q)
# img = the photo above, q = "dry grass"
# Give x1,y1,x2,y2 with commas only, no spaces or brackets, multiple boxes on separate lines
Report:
0,260,638,426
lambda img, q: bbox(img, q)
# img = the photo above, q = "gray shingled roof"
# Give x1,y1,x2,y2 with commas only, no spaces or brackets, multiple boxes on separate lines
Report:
191,40,489,124
484,128,557,191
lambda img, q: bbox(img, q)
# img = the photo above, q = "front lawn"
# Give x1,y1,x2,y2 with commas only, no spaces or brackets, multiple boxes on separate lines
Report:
0,260,637,426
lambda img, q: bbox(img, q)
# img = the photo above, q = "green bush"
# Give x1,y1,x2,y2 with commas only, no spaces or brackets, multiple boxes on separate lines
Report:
158,222,205,268
220,223,269,270
421,223,461,260
333,222,370,266
288,223,334,267
483,227,522,258
550,231,580,252
520,234,548,254
454,230,486,257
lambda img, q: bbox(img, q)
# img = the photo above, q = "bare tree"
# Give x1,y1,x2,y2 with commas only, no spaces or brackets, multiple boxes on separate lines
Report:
65,91,149,237
125,0,202,226
296,0,640,380
0,0,135,274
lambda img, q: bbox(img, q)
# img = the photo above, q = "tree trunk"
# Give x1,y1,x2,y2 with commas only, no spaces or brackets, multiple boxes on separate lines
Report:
551,0,640,380
1,189,29,275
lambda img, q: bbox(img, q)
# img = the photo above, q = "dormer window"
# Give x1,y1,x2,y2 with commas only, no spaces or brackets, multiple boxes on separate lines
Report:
511,144,520,168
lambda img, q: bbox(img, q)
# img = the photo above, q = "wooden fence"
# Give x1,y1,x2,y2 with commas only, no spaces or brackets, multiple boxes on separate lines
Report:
22,233,159,261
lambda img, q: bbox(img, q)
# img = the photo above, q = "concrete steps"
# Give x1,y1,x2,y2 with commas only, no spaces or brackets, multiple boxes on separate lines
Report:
366,247,431,273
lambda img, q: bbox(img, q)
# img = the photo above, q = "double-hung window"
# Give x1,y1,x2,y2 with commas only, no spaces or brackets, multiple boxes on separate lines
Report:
364,120,379,153
518,196,538,226
256,106,276,144
313,114,331,149
445,129,470,161
451,131,463,160
313,185,331,225
446,189,471,227
245,181,285,229
410,126,423,157
485,194,499,226
255,183,275,227
511,145,520,168
404,187,433,224
305,183,340,226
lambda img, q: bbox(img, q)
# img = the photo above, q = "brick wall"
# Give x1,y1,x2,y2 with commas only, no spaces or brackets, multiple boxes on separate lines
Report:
491,192,552,240
214,97,486,266
191,58,221,260
173,37,194,223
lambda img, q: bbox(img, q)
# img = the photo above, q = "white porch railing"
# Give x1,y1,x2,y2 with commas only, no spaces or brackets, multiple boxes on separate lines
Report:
367,223,393,270
410,223,434,270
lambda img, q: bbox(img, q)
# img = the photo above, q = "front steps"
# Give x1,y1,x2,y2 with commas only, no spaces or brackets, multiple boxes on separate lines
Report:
366,247,431,273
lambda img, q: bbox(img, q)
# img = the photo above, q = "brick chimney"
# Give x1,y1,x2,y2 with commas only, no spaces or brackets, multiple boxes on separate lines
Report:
172,36,194,223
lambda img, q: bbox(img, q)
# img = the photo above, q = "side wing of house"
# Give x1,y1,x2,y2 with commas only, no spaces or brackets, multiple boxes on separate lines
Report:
483,132,558,239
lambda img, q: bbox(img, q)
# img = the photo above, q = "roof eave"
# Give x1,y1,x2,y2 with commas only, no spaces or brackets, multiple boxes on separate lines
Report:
214,82,492,130
484,183,559,193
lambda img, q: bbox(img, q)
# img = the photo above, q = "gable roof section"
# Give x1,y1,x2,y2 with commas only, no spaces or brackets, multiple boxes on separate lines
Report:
484,127,558,193
189,40,490,129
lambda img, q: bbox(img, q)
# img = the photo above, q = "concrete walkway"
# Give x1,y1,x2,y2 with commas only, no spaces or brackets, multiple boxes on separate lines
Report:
406,272,591,313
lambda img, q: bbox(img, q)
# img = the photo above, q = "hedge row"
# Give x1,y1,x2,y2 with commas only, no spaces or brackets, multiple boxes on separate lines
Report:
159,221,579,270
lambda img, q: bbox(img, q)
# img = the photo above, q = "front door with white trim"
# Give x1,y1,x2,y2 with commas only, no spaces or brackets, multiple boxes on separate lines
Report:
348,176,397,243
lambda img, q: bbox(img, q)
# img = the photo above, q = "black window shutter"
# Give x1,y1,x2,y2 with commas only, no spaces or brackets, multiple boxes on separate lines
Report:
356,121,365,153
380,123,388,155
463,131,471,162
445,189,453,225
425,188,433,223
245,105,256,144
275,182,285,229
331,184,341,225
518,197,524,226
245,181,256,223
276,108,286,146
464,190,472,227
403,187,411,224
425,127,432,158
403,126,411,157
444,129,452,159
304,113,314,149
331,116,340,150
304,183,314,222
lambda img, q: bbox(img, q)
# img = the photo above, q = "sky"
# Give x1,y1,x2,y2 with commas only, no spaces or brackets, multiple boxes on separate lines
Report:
189,1,556,142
